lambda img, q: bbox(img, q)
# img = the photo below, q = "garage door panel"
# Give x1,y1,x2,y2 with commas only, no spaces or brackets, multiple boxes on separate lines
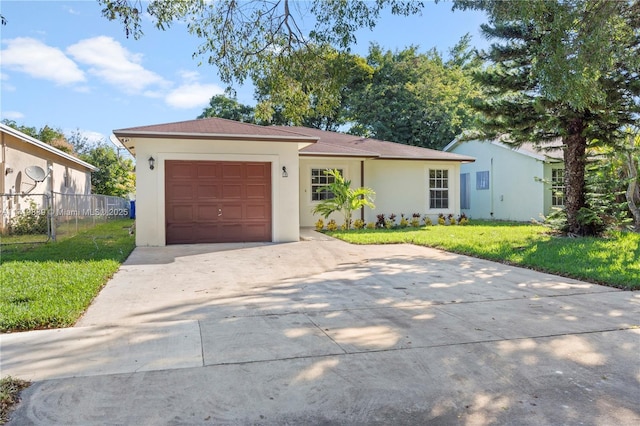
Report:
196,163,220,178
168,163,196,179
221,164,243,179
165,160,271,244
167,183,196,200
197,204,219,221
246,163,269,179
222,184,243,199
169,205,194,221
197,184,220,199
220,204,243,219
246,183,269,199
246,204,269,219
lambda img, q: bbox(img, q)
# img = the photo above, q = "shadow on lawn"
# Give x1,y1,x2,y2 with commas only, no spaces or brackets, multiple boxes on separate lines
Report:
0,221,135,264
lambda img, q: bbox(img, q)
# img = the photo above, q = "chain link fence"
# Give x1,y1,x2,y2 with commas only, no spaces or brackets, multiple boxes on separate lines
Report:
1,192,130,244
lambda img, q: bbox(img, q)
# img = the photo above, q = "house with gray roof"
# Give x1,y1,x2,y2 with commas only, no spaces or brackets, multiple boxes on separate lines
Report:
443,138,564,222
114,117,474,246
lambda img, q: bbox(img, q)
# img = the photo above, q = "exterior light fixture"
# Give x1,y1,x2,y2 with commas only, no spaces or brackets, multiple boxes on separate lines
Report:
282,166,288,178
149,156,155,170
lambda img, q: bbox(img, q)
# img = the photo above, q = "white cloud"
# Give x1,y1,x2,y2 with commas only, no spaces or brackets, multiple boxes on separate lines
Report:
1,111,25,120
67,36,169,94
0,37,86,85
165,82,224,109
66,129,106,145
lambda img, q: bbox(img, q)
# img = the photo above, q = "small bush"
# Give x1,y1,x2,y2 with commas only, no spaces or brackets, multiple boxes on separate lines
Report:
458,213,469,226
448,214,456,225
376,214,386,229
315,218,325,231
399,214,409,228
438,213,446,226
326,219,338,231
423,216,433,226
353,219,365,229
9,201,48,235
366,221,376,229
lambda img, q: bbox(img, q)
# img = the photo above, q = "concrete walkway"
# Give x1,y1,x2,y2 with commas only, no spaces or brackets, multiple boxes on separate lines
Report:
2,231,639,425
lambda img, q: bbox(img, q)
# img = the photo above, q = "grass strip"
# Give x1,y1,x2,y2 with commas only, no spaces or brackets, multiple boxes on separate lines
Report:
0,219,135,332
0,376,30,425
327,222,640,289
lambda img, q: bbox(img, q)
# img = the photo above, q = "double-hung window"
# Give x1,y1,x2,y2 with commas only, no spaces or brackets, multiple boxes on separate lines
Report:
311,168,343,201
429,169,449,209
551,168,565,207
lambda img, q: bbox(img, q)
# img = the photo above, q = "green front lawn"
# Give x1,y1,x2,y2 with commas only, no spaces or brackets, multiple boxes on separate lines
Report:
0,219,135,332
327,222,640,289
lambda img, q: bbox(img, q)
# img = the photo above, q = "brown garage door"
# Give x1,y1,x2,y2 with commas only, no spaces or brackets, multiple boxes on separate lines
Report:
165,160,272,244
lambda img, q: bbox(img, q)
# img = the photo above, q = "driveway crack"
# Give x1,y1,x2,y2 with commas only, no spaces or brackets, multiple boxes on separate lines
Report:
304,313,348,354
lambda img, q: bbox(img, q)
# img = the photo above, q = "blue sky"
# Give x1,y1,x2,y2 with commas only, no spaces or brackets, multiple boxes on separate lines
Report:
0,1,489,149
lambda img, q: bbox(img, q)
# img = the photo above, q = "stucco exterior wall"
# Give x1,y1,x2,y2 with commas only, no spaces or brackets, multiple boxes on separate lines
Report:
450,140,550,221
1,131,93,231
298,157,363,227
2,132,92,196
132,137,301,246
299,157,462,227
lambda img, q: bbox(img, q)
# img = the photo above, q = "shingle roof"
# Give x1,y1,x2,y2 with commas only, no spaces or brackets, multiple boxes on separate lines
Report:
282,126,475,162
113,117,317,143
0,123,97,171
113,118,474,162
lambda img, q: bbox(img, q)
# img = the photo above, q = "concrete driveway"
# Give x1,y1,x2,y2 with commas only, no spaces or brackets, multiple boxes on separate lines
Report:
2,230,639,425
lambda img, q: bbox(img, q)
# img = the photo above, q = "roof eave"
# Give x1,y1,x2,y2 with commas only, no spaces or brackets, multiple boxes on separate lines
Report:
0,124,98,171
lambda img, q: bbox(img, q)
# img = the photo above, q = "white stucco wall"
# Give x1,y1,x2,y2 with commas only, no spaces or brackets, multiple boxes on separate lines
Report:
132,137,301,246
449,140,551,221
299,157,462,227
1,131,93,231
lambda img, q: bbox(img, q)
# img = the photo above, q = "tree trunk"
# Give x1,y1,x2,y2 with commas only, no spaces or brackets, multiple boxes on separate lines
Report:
563,118,588,235
625,150,640,231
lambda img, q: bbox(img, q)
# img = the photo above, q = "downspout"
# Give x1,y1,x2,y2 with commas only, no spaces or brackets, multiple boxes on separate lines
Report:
490,157,494,218
360,160,365,221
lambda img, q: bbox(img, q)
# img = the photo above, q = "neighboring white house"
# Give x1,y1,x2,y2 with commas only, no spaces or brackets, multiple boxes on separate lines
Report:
443,139,564,222
113,117,475,246
0,123,97,233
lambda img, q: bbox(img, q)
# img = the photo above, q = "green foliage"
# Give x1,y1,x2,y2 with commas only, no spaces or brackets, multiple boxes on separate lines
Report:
353,219,365,229
8,201,48,236
462,0,639,236
312,169,375,229
326,219,338,232
327,222,640,289
98,0,425,85
2,120,73,153
253,45,372,130
198,94,257,123
315,218,324,231
0,219,135,332
80,144,135,197
348,40,482,149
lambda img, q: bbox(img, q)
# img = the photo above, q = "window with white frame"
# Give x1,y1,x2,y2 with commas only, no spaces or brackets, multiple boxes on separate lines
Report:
551,168,565,206
476,170,489,190
429,169,449,209
311,168,343,201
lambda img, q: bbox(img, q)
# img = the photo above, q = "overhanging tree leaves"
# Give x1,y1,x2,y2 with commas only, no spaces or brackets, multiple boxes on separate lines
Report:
253,44,373,130
457,0,640,236
97,0,425,85
348,39,481,149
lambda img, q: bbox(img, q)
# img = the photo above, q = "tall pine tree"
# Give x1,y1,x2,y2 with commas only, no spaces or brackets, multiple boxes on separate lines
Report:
461,0,639,235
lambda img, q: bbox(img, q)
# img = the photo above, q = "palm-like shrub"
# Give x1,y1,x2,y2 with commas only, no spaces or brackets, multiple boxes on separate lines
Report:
312,169,375,229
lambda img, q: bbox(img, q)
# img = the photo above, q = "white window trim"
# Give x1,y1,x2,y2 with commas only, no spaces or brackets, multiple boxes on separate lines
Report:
427,167,451,211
